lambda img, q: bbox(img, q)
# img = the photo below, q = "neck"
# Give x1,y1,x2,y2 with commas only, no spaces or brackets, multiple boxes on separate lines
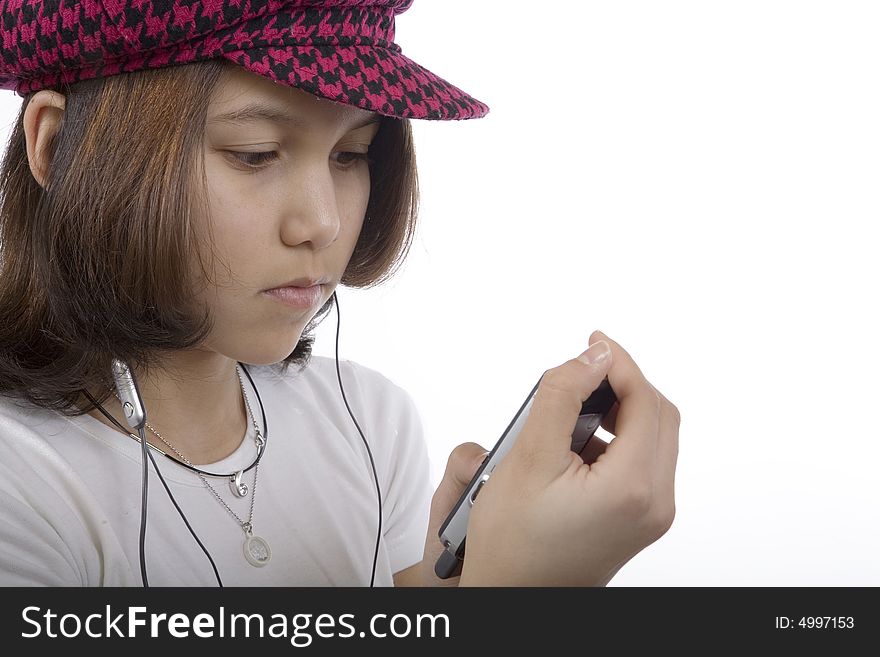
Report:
86,350,251,465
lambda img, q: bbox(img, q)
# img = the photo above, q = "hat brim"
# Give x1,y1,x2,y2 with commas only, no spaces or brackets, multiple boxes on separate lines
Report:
221,45,489,121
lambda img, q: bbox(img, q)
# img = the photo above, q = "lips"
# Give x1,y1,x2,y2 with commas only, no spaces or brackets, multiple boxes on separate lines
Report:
265,275,331,291
263,284,324,309
262,274,331,310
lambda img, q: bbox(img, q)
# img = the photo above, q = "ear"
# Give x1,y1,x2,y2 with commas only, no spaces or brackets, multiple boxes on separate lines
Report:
23,90,66,189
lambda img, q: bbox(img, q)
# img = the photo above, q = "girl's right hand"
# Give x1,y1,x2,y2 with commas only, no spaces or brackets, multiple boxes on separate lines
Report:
459,331,680,586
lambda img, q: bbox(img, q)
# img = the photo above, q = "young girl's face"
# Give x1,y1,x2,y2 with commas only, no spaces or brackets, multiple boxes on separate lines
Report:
197,65,381,364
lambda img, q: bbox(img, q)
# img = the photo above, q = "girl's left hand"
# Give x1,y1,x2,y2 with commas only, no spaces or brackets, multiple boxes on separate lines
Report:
413,442,488,586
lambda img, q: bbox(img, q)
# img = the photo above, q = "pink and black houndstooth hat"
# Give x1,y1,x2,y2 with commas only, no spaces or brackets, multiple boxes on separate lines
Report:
0,0,489,120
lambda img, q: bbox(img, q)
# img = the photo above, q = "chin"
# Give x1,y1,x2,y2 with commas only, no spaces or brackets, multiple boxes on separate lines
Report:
217,329,307,367
241,340,305,366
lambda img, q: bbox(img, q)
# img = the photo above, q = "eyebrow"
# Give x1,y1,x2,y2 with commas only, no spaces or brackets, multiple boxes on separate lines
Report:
207,102,381,131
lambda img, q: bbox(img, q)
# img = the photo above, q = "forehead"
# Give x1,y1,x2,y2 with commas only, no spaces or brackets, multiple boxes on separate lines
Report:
207,65,378,129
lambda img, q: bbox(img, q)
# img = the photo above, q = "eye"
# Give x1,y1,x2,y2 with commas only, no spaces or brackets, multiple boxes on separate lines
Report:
331,151,372,170
225,151,278,169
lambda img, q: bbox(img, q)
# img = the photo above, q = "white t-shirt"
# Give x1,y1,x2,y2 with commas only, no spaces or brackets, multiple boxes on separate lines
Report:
0,356,433,586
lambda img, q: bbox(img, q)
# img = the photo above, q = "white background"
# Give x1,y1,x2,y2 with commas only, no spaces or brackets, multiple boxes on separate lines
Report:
2,1,878,586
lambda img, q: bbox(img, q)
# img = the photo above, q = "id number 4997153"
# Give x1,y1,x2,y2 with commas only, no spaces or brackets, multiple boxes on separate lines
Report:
775,616,854,629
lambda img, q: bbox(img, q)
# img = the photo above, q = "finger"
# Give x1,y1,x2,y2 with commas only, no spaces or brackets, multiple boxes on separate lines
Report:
591,331,660,474
599,385,669,437
429,442,488,525
422,443,488,587
509,339,612,477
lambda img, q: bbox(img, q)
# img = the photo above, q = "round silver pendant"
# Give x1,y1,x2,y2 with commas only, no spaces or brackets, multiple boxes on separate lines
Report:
243,534,272,567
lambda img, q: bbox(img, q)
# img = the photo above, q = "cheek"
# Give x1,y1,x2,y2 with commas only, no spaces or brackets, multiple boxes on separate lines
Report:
185,192,253,310
202,157,273,258
336,168,371,241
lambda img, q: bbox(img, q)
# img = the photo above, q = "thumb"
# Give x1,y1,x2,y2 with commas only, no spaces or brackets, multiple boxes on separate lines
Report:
508,338,613,477
420,443,487,585
429,442,488,526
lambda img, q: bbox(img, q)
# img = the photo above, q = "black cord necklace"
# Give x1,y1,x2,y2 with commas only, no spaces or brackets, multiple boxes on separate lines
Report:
81,362,268,480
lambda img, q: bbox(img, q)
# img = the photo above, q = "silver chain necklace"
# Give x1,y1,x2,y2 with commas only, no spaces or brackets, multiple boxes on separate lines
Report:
119,365,272,567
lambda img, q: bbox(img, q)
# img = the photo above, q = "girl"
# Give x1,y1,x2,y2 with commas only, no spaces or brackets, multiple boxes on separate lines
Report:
0,0,678,586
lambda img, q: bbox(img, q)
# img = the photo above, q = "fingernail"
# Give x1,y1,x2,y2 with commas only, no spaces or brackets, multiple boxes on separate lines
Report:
577,340,611,365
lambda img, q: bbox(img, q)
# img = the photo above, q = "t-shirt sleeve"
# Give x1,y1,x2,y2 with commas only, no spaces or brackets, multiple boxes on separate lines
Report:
0,495,82,586
347,362,432,577
0,414,135,587
0,419,87,586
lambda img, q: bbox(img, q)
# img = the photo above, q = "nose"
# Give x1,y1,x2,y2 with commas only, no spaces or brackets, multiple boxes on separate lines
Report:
279,166,340,250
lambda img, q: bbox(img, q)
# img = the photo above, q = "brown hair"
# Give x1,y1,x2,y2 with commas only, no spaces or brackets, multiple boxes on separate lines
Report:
0,59,419,416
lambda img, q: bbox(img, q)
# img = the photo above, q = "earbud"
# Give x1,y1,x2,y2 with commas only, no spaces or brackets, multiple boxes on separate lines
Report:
111,358,146,430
